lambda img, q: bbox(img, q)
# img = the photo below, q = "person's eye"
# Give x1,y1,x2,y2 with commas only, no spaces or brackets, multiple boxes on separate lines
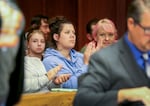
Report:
72,31,76,35
32,40,37,42
41,40,45,43
65,31,70,34
99,34,105,36
108,34,114,37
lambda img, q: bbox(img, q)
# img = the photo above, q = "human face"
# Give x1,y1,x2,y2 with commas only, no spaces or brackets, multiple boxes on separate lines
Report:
28,33,45,55
57,24,76,50
40,19,50,40
128,11,150,52
96,28,116,48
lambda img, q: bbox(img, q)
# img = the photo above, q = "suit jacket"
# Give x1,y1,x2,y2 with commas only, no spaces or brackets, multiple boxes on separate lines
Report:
74,36,150,106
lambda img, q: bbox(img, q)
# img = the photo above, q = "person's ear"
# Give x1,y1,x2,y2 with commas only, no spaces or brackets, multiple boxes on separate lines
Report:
26,41,29,49
86,34,93,41
53,33,59,41
127,18,135,30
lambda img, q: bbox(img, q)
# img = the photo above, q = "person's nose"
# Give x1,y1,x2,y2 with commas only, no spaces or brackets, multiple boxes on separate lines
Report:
105,35,109,40
71,33,76,38
46,28,50,33
38,41,42,46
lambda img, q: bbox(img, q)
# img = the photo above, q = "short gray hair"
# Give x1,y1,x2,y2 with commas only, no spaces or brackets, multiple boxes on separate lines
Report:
127,0,150,23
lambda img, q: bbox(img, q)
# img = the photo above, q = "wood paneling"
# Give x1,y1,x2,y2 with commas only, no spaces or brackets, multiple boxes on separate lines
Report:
77,0,118,49
16,0,45,30
45,0,78,48
16,0,131,50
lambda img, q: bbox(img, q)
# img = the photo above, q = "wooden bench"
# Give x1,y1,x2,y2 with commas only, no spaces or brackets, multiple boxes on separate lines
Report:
15,91,76,106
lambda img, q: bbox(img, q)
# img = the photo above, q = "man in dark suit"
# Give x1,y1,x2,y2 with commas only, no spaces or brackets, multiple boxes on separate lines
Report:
74,0,150,106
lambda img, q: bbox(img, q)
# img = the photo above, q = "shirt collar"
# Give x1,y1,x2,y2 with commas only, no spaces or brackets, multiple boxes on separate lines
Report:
124,33,150,57
124,33,144,60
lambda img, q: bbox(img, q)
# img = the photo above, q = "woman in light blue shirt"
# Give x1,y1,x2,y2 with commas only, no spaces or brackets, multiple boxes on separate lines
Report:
43,16,91,89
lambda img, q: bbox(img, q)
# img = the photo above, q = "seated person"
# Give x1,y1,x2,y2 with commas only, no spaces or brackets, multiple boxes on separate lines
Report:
24,29,70,93
43,16,92,89
92,18,118,51
82,18,118,58
74,0,150,106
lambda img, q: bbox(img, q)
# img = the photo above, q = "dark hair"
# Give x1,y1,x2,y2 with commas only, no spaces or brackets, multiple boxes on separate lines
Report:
30,14,49,29
49,16,72,49
86,18,99,34
25,15,49,39
127,0,150,23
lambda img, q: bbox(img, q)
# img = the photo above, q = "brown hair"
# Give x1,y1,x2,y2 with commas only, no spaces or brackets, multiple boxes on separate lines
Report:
26,29,45,42
48,16,72,49
127,0,150,23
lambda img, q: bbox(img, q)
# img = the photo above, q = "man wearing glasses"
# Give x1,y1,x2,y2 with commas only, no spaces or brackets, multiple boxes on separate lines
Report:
74,0,150,106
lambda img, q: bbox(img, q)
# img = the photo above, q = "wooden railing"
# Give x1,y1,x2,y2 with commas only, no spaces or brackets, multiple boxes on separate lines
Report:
15,91,76,106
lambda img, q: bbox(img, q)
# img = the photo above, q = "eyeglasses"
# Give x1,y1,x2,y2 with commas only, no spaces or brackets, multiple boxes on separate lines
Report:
136,23,150,35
